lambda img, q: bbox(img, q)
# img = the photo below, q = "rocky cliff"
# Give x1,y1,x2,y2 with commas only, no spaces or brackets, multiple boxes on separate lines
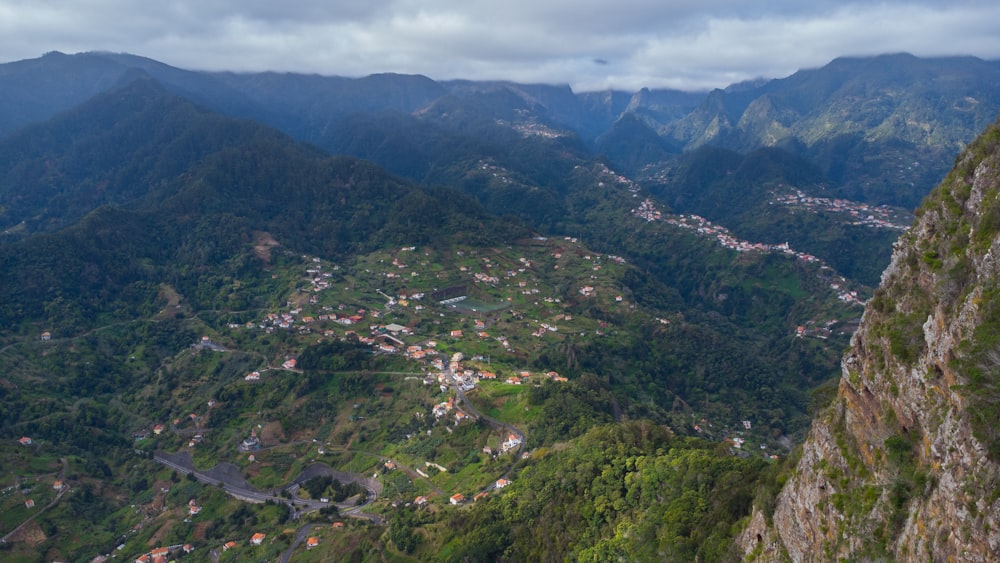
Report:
739,118,1000,561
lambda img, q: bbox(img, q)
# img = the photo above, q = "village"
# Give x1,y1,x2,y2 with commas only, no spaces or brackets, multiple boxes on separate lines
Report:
772,188,911,230
632,197,866,306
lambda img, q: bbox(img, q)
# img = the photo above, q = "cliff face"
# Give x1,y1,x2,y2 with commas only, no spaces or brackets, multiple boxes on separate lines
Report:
740,119,1000,561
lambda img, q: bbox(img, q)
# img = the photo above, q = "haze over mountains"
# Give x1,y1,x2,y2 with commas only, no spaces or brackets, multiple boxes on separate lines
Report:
3,51,1000,209
1,51,1000,561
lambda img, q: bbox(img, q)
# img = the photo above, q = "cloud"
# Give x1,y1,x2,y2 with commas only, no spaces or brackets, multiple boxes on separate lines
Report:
0,0,998,91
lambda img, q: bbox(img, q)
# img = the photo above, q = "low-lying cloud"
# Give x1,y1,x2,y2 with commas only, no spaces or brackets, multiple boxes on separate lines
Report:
1,0,998,91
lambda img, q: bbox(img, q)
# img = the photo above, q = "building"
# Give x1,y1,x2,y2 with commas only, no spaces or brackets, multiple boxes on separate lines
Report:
24,499,34,508
449,493,465,505
250,532,266,545
307,537,319,549
19,436,32,446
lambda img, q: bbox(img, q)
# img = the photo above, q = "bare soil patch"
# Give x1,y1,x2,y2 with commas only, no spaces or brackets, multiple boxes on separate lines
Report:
253,231,281,263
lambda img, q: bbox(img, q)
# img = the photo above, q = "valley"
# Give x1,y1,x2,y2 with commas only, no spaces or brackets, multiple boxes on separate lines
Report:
1,50,999,561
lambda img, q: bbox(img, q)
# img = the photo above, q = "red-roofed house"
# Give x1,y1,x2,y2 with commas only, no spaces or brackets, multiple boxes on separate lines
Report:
19,436,32,446
450,493,465,505
307,537,319,549
250,532,266,545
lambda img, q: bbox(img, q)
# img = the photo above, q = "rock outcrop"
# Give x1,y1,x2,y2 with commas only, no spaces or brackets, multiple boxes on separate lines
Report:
739,119,1000,561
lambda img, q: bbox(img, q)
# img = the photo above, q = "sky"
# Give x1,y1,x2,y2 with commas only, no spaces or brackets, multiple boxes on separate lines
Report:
1,1,999,92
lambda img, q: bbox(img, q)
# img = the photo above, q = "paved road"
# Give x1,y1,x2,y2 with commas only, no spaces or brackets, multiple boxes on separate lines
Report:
444,364,527,488
154,451,332,511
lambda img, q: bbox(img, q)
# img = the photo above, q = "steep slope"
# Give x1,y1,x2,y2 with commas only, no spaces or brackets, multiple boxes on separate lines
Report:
0,51,259,136
0,75,296,234
647,145,911,286
659,54,1000,208
0,77,523,334
740,117,1000,560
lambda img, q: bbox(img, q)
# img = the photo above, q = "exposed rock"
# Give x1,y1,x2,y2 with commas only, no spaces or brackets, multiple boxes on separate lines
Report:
739,119,1000,561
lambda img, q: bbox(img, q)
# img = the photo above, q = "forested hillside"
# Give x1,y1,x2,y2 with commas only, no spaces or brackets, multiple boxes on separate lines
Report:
0,51,996,562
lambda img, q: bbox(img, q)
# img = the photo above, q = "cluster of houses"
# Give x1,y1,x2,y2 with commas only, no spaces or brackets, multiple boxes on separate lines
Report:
413,475,514,509
633,198,870,307
774,189,909,230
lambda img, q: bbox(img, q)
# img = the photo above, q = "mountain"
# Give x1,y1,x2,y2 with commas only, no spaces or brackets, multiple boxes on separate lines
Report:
0,78,523,332
740,116,1000,560
646,145,912,286
1,51,999,561
3,51,999,216
656,54,1000,208
594,112,681,174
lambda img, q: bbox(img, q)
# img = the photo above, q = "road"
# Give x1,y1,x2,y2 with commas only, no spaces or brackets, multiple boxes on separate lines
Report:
153,452,343,512
444,363,527,486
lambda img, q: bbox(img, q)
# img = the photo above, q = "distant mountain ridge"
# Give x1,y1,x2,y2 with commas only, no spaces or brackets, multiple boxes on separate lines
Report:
2,51,998,211
3,50,997,562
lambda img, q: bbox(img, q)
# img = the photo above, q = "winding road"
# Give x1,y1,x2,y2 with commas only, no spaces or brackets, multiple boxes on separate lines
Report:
152,451,378,516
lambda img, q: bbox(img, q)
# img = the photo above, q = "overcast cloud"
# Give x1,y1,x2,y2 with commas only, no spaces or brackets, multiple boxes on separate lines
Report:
1,0,999,91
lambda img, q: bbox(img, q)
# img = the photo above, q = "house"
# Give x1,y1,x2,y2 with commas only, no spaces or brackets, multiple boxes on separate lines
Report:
450,330,463,338
135,555,150,563
250,532,266,545
413,496,428,506
449,493,465,505
473,492,489,502
24,499,34,508
152,423,166,435
18,436,32,446
332,521,345,528
40,331,51,341
53,480,63,490
281,358,297,369
495,478,510,489
500,433,522,453
244,371,260,381
182,544,194,554
241,429,260,450
222,541,237,551
384,460,396,471
150,547,169,560
307,537,319,549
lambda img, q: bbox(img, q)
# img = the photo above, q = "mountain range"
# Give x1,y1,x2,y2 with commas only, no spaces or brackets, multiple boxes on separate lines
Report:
1,51,999,561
